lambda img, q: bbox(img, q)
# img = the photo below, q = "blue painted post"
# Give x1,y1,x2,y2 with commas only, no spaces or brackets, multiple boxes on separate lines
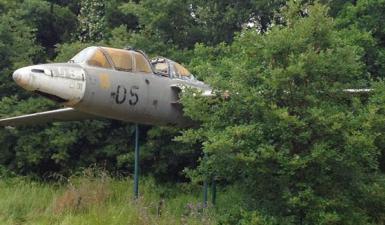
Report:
203,179,208,207
211,178,216,205
134,124,140,199
203,151,208,207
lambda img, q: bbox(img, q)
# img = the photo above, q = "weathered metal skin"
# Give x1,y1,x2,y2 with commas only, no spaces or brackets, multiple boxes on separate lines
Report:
13,63,86,106
77,64,192,126
3,46,211,127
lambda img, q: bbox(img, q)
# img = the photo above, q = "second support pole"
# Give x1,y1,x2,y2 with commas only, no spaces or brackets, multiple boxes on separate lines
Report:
134,124,140,199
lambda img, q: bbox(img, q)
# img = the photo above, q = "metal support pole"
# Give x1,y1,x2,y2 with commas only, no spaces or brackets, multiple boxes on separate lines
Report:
203,179,208,207
203,151,208,207
211,178,216,205
134,124,140,199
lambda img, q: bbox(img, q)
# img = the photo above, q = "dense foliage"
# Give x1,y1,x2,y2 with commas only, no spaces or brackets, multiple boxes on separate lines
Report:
0,0,385,224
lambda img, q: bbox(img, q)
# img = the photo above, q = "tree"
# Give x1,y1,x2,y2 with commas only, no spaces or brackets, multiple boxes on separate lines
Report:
336,0,385,79
120,0,285,48
78,0,106,42
18,0,78,59
0,11,41,98
179,2,385,224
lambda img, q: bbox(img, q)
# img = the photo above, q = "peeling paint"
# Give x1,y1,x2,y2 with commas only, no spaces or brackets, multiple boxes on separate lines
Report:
99,73,111,90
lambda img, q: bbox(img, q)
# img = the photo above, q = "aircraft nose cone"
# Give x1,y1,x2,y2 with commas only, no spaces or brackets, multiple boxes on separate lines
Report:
12,69,21,82
12,68,31,89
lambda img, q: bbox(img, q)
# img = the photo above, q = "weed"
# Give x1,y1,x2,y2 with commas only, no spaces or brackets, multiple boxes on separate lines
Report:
53,167,111,214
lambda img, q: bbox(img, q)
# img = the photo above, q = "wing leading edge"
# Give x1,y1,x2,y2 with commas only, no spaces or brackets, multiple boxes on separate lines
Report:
0,108,99,127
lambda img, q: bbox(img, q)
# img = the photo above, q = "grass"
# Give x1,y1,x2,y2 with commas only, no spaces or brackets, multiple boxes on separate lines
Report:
0,172,218,225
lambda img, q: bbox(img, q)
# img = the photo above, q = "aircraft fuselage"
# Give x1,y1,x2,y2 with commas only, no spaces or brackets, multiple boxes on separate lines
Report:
11,46,211,127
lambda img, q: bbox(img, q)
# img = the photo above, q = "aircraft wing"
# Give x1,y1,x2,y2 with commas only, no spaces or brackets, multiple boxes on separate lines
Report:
0,108,98,127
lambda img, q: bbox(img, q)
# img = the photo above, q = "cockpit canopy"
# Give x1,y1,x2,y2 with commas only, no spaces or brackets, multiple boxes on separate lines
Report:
151,57,196,80
70,47,195,80
70,46,153,73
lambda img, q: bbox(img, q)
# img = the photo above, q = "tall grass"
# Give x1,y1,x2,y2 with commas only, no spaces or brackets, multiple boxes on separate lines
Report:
0,172,217,225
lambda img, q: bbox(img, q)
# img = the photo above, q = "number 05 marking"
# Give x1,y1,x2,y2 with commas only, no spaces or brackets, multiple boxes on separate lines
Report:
115,85,139,105
115,85,127,104
129,86,139,105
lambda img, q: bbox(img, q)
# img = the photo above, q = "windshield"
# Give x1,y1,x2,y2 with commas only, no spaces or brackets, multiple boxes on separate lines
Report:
70,46,112,69
70,47,95,63
87,49,112,69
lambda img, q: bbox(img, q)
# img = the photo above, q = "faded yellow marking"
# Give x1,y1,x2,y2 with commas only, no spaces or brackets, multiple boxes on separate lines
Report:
99,73,111,89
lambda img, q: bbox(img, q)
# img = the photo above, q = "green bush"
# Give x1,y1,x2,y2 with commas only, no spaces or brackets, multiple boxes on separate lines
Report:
180,2,385,224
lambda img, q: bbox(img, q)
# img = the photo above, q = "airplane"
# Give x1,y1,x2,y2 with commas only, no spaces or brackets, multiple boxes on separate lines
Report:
0,46,212,127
